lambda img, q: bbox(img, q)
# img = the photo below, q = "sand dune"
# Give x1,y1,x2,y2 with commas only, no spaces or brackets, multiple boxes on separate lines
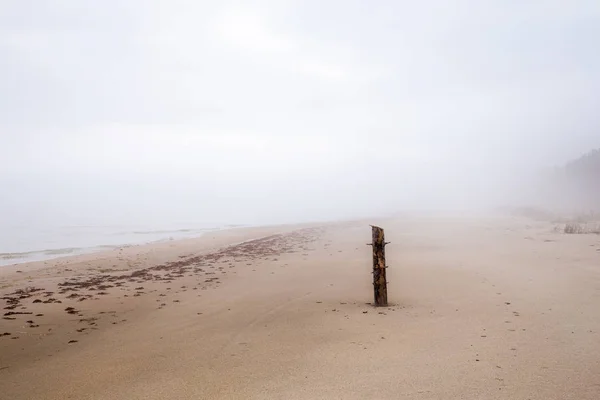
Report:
1,216,599,399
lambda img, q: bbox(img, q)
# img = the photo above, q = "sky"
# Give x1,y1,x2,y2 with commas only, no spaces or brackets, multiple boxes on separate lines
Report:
1,0,600,226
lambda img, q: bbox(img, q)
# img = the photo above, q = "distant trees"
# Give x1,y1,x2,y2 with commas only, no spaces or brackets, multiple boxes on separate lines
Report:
555,149,600,213
564,148,600,180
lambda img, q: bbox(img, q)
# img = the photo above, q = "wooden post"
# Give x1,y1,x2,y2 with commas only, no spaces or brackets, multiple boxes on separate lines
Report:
370,225,388,307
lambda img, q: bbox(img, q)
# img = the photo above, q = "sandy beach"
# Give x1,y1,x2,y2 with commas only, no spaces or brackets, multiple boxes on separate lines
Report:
1,215,599,399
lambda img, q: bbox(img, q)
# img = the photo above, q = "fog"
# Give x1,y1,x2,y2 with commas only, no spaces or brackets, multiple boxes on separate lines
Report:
2,1,600,228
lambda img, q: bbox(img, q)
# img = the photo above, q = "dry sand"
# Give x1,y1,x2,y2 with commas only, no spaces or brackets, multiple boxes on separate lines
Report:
1,215,599,399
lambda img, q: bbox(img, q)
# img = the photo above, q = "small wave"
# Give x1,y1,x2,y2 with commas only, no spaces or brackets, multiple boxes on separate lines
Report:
43,247,82,255
130,228,201,235
1,224,223,266
0,247,83,260
95,244,122,250
0,251,36,260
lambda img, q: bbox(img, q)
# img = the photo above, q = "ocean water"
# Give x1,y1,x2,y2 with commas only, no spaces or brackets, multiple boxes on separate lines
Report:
0,223,241,266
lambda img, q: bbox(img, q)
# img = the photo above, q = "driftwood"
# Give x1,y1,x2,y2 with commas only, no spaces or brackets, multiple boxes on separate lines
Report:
370,225,388,307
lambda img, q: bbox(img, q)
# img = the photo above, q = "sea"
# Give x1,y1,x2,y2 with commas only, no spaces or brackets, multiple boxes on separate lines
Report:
0,223,243,267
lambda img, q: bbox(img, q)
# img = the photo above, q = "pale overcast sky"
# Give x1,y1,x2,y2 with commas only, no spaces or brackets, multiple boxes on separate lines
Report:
1,1,599,225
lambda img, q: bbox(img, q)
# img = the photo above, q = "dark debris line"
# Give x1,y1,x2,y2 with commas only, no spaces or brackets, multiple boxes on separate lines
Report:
1,228,323,334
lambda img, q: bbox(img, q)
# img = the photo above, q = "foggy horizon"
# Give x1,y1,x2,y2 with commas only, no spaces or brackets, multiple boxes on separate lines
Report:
2,1,600,228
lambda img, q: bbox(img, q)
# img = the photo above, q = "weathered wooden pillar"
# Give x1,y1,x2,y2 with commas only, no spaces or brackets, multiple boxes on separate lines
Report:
370,225,388,307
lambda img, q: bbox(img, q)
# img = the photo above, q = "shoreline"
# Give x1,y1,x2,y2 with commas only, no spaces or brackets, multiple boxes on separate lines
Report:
0,221,352,282
0,225,241,268
0,219,366,269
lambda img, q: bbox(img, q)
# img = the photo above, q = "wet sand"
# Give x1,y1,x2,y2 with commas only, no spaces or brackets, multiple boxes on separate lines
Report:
1,216,599,399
